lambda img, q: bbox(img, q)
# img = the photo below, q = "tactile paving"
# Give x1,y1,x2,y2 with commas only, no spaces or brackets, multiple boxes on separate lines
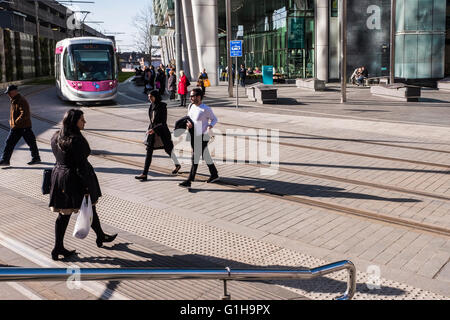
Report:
0,164,448,300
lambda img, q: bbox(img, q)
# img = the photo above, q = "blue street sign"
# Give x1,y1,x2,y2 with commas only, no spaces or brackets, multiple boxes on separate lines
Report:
230,40,243,57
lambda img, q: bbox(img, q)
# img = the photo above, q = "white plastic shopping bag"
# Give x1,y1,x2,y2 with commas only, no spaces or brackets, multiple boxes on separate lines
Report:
73,195,93,239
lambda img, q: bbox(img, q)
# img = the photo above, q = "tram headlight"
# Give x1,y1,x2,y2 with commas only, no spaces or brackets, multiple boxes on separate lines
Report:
109,82,113,87
77,83,82,88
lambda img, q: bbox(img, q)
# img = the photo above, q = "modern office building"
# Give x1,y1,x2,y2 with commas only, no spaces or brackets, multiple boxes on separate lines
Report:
0,0,105,82
155,0,449,85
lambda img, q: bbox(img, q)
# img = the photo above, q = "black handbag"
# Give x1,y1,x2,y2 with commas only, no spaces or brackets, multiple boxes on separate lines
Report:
42,169,52,195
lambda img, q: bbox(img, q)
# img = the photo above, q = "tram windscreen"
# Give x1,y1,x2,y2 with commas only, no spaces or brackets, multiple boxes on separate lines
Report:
64,44,115,81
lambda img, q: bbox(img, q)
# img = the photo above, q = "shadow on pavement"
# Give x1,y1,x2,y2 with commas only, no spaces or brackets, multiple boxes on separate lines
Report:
65,242,406,298
189,176,422,203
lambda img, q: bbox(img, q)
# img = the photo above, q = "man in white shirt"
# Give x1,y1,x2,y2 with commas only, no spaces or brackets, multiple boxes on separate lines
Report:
179,88,219,187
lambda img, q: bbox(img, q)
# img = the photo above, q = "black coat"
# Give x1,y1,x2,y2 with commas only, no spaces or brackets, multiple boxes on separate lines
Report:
49,132,102,210
147,102,173,151
174,115,194,138
168,75,177,91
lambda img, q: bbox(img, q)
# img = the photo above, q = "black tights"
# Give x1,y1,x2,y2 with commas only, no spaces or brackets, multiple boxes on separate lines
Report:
53,206,105,250
142,143,180,176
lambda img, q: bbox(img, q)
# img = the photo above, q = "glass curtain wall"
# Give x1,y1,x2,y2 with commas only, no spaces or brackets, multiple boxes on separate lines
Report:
219,0,315,79
395,0,446,79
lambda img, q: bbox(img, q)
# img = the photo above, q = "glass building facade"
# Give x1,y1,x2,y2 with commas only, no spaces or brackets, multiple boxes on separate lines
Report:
395,0,447,79
218,0,315,79
154,0,448,82
214,0,448,81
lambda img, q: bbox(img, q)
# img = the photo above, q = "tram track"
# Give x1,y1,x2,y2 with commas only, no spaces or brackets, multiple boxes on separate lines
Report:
87,107,450,169
26,113,450,203
89,104,450,155
1,120,449,239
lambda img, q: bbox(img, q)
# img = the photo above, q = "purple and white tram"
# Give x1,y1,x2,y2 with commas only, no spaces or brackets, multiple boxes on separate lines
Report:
55,37,118,102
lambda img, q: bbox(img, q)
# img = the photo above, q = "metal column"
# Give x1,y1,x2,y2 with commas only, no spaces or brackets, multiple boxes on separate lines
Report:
340,0,347,103
34,0,41,76
175,0,182,74
390,0,396,84
226,0,233,97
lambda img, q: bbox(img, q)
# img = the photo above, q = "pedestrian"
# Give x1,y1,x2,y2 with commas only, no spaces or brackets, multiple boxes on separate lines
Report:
135,90,181,182
168,70,177,100
143,67,151,94
149,65,156,90
356,66,369,86
158,67,166,96
155,68,162,92
179,87,219,188
239,64,246,87
200,68,208,80
49,109,117,260
197,72,205,96
178,70,189,107
0,85,41,166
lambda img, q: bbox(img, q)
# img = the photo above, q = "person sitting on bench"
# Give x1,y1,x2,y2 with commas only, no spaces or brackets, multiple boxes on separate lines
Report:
356,66,368,86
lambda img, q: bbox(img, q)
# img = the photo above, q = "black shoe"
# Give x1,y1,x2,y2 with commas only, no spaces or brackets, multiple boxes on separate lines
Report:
0,160,10,167
134,174,147,181
207,174,219,183
27,158,41,165
51,248,76,261
179,180,191,188
96,233,118,248
172,165,181,174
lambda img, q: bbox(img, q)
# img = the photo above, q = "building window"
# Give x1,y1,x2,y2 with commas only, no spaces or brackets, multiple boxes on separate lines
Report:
330,0,338,17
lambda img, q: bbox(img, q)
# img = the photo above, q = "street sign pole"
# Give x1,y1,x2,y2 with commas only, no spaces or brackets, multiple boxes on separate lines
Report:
236,56,238,108
230,40,243,109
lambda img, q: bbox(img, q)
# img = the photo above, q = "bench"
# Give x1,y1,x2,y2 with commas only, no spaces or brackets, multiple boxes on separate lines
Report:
246,82,263,102
370,83,421,102
296,78,325,91
437,78,450,91
254,85,278,104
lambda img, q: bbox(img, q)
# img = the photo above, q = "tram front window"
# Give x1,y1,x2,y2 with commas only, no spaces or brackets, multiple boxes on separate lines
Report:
65,44,114,81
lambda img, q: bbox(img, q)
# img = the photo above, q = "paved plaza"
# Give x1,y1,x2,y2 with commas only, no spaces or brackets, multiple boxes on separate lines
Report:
0,81,449,300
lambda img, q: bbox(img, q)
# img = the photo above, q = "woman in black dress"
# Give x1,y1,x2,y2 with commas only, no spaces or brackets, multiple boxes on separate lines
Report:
49,109,117,260
135,90,181,181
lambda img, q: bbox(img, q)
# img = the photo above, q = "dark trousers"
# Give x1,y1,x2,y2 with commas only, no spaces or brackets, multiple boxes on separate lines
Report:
180,94,187,106
188,134,218,181
142,139,180,176
54,206,105,250
1,127,40,162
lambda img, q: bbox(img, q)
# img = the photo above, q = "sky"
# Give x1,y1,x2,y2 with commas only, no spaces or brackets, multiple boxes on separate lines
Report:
64,0,153,52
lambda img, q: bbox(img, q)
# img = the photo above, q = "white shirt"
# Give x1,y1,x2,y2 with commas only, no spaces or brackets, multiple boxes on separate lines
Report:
188,103,218,136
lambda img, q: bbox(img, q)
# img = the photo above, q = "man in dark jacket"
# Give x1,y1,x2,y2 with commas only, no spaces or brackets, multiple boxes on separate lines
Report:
0,85,41,166
238,64,246,87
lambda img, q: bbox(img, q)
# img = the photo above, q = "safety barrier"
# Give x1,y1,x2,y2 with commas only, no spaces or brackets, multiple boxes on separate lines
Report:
0,260,356,300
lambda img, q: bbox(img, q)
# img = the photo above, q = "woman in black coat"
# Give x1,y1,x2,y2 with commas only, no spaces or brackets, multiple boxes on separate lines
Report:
135,90,181,181
49,109,117,260
167,70,177,100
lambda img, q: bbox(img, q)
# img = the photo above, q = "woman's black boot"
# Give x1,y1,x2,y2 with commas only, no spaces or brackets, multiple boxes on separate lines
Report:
51,214,76,260
91,206,117,248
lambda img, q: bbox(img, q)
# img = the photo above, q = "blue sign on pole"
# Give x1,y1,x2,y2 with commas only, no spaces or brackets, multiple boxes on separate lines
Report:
230,40,243,57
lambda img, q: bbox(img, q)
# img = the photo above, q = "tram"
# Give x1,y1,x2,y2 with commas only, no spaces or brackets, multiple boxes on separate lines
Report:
55,37,118,102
